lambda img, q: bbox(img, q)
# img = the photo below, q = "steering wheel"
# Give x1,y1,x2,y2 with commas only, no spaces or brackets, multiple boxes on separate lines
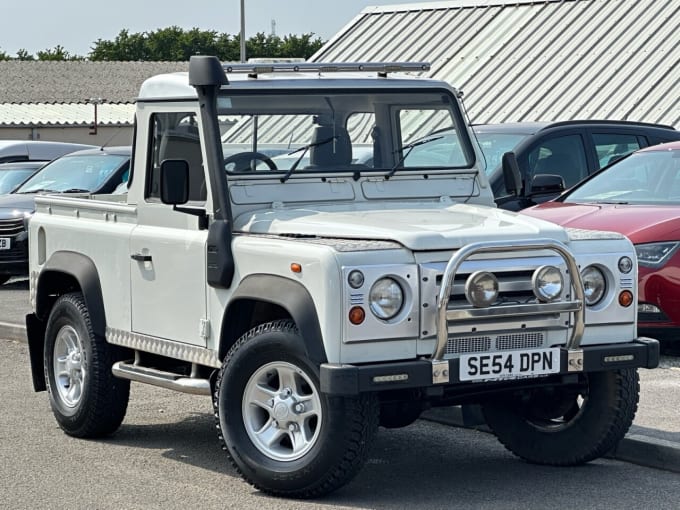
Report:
224,151,277,172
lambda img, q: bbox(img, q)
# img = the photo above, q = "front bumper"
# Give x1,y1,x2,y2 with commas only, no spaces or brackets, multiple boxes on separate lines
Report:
320,337,659,395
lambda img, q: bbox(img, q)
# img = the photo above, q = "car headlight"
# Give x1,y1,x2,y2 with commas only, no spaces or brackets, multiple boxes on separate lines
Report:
635,242,680,268
581,265,606,306
532,265,563,302
369,277,404,320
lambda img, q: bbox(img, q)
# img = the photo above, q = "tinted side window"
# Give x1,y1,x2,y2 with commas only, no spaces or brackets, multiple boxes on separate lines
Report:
527,134,588,188
147,112,205,202
592,133,641,168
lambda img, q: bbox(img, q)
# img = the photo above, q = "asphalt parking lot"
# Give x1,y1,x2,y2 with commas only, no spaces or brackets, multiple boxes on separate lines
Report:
2,276,680,477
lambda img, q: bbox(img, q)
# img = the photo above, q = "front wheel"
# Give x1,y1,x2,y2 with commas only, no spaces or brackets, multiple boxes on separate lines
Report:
44,292,130,438
481,368,639,465
214,320,378,498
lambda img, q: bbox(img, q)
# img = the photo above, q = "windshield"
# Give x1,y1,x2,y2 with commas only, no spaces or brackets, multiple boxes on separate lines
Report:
16,154,126,193
218,90,474,175
565,149,680,205
474,132,528,173
0,167,40,194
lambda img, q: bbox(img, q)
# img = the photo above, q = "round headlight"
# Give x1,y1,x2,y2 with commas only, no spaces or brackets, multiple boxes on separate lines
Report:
532,265,563,302
369,278,404,320
465,271,499,308
581,265,606,306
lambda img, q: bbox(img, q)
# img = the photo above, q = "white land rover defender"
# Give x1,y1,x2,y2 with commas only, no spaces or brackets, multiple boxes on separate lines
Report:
26,57,658,498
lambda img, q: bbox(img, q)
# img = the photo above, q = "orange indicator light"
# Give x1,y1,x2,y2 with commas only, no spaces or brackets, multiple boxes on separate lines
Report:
349,306,366,325
290,263,302,274
619,290,633,307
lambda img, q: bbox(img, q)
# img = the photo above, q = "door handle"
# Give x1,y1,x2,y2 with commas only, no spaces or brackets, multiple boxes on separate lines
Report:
131,253,152,262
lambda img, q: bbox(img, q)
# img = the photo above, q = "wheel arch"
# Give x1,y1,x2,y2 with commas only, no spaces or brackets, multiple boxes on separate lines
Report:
219,274,327,364
27,251,106,392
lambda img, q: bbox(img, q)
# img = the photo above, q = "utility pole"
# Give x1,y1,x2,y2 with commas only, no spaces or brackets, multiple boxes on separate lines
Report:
240,0,246,63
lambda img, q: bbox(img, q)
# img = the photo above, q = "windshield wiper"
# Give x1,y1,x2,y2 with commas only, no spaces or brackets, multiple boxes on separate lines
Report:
280,136,336,183
385,135,444,178
15,188,57,194
61,188,92,194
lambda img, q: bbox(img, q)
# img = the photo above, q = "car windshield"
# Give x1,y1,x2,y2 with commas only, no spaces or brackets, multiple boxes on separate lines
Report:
564,149,680,205
218,90,474,175
15,154,126,193
0,165,41,194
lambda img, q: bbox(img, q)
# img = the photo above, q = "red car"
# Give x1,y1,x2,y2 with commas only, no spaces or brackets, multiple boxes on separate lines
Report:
522,141,680,351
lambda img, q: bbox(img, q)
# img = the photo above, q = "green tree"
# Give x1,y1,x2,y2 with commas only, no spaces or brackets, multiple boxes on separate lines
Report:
36,45,83,61
89,27,325,61
0,48,10,61
15,49,34,61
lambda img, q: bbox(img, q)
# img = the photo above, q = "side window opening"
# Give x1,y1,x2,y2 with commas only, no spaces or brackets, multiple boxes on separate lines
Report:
147,112,206,202
527,135,588,188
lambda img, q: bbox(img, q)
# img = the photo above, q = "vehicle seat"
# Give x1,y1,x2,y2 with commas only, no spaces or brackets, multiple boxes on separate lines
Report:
306,125,353,169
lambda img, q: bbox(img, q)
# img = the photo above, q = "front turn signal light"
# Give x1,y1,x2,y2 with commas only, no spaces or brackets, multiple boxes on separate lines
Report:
349,306,366,325
618,290,634,307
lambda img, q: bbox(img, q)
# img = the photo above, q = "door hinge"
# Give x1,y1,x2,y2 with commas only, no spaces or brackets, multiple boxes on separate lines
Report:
199,319,210,341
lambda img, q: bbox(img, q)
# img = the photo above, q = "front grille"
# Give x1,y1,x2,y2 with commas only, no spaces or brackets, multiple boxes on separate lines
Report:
0,218,24,235
446,336,491,354
446,332,545,355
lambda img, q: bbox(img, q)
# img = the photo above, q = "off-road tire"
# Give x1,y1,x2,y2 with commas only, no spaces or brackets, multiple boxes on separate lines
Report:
482,368,639,465
214,319,379,498
44,292,130,438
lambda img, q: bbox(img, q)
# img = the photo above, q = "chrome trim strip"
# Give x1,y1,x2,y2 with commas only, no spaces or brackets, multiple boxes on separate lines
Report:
435,239,585,361
106,327,221,368
446,301,581,321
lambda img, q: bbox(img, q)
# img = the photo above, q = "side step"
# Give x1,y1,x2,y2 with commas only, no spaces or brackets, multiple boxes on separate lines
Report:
112,361,211,395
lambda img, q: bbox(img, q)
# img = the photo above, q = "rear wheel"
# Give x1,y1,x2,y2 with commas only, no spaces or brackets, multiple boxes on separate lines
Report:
44,292,129,438
482,369,639,465
215,320,379,498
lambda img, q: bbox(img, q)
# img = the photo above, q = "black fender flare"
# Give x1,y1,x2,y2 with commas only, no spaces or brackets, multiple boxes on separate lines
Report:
35,251,106,336
225,274,327,364
28,251,106,392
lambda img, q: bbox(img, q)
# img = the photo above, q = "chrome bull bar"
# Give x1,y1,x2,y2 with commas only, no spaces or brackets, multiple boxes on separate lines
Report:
431,239,585,384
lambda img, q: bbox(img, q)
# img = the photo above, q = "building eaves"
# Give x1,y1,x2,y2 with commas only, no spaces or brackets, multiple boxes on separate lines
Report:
0,103,135,127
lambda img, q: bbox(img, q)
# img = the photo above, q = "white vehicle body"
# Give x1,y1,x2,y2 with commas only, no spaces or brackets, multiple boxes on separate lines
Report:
26,57,658,499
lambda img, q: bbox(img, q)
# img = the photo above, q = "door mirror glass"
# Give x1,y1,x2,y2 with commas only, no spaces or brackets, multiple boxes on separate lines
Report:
160,160,189,205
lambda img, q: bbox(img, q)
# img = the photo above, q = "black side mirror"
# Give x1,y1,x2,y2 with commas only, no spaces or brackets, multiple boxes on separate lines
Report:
160,160,189,205
501,152,522,196
530,174,565,195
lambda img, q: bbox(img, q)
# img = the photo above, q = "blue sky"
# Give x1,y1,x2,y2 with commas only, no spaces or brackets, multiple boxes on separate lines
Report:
1,0,435,57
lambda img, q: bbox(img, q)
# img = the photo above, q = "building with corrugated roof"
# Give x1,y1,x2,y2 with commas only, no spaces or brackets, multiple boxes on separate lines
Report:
0,61,188,145
311,0,679,127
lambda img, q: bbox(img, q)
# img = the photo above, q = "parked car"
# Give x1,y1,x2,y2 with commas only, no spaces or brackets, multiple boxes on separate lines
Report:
0,146,131,285
0,140,95,164
0,161,45,194
483,121,680,210
521,141,680,350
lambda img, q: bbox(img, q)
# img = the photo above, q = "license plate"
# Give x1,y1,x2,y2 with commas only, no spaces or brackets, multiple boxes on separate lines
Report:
460,348,560,382
0,237,9,250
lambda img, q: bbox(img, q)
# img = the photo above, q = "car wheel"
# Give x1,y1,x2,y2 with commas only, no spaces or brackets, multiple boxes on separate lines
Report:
214,319,379,498
481,368,639,465
44,292,130,438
